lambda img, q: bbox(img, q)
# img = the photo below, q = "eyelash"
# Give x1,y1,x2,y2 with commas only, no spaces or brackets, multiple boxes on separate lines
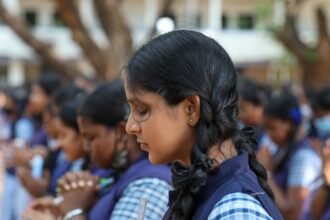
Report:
129,105,150,122
137,108,148,116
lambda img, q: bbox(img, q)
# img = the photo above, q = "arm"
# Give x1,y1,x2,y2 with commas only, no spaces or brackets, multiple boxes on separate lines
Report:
268,180,309,220
17,167,50,197
311,140,330,219
269,149,321,220
311,184,329,219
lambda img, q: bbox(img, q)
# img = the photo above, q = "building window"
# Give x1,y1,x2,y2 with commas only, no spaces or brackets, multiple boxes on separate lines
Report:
222,14,228,29
238,14,254,30
24,10,37,27
53,11,65,26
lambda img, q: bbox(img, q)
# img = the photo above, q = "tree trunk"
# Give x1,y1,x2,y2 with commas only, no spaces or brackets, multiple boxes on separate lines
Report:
93,0,133,80
276,5,330,89
147,0,175,40
0,3,81,79
54,0,109,79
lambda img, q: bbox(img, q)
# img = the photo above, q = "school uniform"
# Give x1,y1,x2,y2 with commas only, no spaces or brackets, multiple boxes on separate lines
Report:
322,200,330,220
164,153,283,219
47,150,71,195
273,139,321,192
88,154,171,220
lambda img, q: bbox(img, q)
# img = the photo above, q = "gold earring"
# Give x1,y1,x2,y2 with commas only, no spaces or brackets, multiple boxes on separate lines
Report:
190,119,193,124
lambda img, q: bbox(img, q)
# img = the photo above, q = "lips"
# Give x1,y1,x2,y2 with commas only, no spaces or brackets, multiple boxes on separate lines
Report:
140,143,149,150
136,138,149,150
138,141,148,150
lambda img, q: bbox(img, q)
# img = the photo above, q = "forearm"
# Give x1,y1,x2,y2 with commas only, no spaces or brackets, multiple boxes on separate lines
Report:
268,178,304,220
25,178,48,197
268,179,300,220
311,184,329,220
268,178,289,211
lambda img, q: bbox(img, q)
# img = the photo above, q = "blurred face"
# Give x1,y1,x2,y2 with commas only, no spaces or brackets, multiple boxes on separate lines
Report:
77,116,118,168
263,116,292,148
125,84,196,165
29,85,48,114
57,119,85,162
43,111,58,138
0,92,6,108
239,99,263,126
3,96,17,119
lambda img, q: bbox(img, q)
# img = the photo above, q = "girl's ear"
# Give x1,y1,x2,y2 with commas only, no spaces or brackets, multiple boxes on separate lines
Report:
115,121,128,141
183,95,201,126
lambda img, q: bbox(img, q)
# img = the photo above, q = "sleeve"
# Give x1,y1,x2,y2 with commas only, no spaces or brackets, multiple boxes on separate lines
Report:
14,118,34,142
208,192,273,220
109,178,171,220
288,148,322,188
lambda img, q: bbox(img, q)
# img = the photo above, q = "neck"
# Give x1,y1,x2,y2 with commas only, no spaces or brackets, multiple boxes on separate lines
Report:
208,139,237,168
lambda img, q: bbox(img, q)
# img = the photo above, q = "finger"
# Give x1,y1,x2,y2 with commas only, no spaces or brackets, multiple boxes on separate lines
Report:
75,172,86,188
84,172,98,188
81,172,94,188
57,177,71,192
65,172,79,190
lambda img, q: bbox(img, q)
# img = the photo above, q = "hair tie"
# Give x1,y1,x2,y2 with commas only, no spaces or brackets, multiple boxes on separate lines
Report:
240,126,258,145
290,108,302,125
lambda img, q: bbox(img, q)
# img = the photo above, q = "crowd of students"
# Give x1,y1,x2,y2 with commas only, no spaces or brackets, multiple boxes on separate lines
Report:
0,30,328,220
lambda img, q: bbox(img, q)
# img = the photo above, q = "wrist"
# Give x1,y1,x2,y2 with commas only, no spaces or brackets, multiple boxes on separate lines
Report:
63,208,85,220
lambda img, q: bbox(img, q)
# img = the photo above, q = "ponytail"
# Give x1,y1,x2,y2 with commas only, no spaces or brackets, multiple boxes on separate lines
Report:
234,127,274,199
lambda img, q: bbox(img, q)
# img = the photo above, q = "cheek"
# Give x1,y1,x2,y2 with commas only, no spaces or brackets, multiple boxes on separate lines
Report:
67,135,77,148
65,135,81,158
269,127,289,147
91,136,116,168
143,116,193,163
59,136,73,158
278,126,291,141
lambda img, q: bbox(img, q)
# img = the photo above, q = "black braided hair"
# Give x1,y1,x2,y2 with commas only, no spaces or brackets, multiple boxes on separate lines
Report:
126,30,273,219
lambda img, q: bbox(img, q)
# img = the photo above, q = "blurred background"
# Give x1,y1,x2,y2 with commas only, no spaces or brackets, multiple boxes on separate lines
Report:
0,0,329,89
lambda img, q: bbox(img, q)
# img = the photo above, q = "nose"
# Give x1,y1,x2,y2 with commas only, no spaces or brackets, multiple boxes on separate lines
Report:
126,113,141,135
83,140,91,153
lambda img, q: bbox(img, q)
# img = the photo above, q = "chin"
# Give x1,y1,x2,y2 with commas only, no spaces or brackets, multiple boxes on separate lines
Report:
66,156,75,162
148,154,168,165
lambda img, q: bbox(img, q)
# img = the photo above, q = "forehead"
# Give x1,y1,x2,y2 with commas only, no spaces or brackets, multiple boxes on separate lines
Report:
124,82,163,105
78,116,104,133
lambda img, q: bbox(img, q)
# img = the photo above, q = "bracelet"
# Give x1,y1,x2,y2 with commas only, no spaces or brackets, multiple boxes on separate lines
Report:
63,209,85,220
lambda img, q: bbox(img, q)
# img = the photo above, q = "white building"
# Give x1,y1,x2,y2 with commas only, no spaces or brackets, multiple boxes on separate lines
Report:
0,0,329,87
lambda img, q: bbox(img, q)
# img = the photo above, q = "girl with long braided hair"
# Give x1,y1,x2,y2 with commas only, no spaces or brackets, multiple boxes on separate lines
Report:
125,30,283,220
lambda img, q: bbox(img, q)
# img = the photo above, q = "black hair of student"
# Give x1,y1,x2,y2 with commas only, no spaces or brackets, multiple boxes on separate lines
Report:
37,73,63,97
264,92,302,129
79,79,128,127
238,77,270,106
316,86,330,112
58,94,86,132
53,84,85,109
264,93,303,173
126,30,273,220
